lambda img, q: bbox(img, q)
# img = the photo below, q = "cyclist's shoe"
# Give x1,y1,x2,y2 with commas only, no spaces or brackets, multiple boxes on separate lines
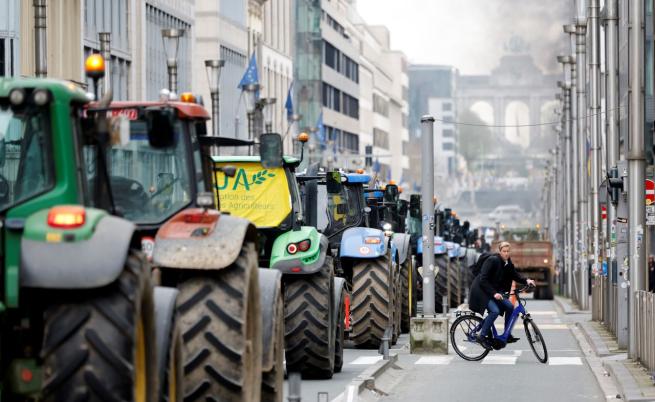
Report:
476,334,492,350
507,335,520,343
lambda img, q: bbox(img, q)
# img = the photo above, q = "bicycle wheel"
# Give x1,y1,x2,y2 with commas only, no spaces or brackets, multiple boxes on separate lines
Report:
524,318,548,363
450,314,490,361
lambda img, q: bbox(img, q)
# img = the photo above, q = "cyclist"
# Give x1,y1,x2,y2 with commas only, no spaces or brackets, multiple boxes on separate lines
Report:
469,241,535,348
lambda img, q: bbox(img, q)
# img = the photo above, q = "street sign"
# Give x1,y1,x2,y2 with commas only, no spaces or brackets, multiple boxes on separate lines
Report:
646,179,655,205
601,205,607,220
647,205,655,226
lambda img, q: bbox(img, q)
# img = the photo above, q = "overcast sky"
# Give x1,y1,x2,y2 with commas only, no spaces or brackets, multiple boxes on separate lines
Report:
356,0,572,75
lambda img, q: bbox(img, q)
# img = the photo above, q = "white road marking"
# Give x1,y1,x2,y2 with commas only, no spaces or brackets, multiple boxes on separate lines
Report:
415,356,454,365
349,356,382,365
529,311,558,316
548,357,583,365
537,324,569,330
481,355,518,365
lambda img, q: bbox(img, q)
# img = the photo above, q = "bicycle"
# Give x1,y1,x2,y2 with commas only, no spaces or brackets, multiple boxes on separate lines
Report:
450,285,548,363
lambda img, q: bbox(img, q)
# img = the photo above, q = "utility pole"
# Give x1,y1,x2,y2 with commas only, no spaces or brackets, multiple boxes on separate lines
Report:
34,0,47,78
575,15,588,305
98,33,111,97
627,0,645,359
420,115,436,316
586,0,602,310
604,0,621,337
565,24,580,303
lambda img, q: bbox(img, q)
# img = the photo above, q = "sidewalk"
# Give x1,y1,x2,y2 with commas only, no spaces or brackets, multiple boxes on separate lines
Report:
554,296,655,402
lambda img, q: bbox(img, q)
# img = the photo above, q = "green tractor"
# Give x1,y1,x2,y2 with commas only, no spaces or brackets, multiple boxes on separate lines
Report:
91,95,285,401
213,134,343,379
0,78,174,401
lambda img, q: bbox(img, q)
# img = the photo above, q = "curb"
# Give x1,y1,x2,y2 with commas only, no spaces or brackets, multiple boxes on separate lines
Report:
575,321,615,357
554,295,588,315
603,360,655,402
332,354,399,402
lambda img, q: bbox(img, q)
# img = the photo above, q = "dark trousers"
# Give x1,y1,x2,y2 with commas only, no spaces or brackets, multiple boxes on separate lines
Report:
479,298,514,337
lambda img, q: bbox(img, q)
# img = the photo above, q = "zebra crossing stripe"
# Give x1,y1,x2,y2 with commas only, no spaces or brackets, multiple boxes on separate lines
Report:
415,356,453,365
548,357,583,365
350,356,383,365
481,355,518,365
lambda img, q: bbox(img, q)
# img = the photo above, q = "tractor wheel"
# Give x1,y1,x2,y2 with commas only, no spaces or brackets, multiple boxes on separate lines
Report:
283,257,335,379
261,288,284,402
41,252,157,402
176,243,262,402
351,254,393,348
400,258,413,333
392,265,401,345
162,318,183,402
435,256,449,314
334,286,346,373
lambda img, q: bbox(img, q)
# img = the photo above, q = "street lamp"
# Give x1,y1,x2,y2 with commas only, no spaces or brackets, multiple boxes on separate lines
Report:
204,59,225,138
161,28,185,95
244,83,261,141
261,98,277,133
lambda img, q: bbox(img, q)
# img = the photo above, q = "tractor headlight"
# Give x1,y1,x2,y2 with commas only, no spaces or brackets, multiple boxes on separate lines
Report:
9,88,26,106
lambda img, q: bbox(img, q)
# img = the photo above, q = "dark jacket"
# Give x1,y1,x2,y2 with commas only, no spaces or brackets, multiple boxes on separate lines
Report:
469,254,527,315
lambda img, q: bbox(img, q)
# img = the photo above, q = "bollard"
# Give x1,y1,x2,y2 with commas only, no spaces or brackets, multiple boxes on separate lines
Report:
379,326,392,360
288,372,302,402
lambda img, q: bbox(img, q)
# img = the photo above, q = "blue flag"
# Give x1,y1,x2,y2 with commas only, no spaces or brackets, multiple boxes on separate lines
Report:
238,53,259,89
285,82,294,121
373,158,380,173
386,166,392,182
316,112,326,149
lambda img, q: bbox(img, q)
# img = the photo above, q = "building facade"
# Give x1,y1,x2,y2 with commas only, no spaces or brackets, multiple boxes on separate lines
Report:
408,65,459,186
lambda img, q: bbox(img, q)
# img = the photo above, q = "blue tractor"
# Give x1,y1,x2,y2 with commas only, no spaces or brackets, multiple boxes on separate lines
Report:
300,170,404,348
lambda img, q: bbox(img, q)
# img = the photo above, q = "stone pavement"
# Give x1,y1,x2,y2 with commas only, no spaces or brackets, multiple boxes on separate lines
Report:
555,296,655,402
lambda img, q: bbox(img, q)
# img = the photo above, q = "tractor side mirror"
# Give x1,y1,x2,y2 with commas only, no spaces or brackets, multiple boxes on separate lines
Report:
326,171,342,194
260,133,283,168
219,165,237,178
146,109,176,148
384,184,399,202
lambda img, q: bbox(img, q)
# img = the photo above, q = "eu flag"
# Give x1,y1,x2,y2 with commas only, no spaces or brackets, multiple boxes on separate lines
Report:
316,112,326,150
285,82,294,121
238,53,259,89
373,158,380,173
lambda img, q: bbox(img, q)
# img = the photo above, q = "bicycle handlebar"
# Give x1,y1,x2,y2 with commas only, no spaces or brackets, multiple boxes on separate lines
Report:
501,284,535,298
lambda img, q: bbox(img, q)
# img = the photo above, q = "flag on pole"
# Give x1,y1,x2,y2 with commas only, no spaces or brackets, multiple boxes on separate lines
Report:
316,112,326,149
285,82,294,121
386,166,392,182
373,157,380,173
238,52,259,89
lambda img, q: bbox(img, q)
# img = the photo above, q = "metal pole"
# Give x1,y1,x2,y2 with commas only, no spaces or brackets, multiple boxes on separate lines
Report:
98,32,111,97
566,24,581,302
564,81,573,300
586,0,602,311
211,92,220,137
576,20,589,303
605,0,619,326
33,0,47,78
628,0,645,359
168,65,178,95
421,115,436,316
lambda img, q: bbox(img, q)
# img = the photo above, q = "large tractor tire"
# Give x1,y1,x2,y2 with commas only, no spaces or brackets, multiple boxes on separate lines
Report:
153,287,183,402
400,258,414,333
435,256,449,313
177,243,262,402
283,257,335,379
261,286,284,402
334,284,347,373
41,252,157,402
351,254,393,348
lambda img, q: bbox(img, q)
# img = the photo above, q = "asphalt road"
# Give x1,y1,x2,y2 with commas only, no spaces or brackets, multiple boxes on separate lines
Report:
283,298,606,402
378,298,606,402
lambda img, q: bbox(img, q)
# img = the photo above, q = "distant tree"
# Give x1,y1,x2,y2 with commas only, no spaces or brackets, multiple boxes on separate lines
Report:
457,109,501,170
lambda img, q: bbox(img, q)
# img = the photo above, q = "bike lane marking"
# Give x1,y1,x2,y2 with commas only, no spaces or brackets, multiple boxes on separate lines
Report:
415,356,453,365
481,355,518,364
548,357,583,365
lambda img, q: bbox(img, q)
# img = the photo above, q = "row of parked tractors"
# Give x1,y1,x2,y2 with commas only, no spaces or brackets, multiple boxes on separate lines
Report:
0,62,482,401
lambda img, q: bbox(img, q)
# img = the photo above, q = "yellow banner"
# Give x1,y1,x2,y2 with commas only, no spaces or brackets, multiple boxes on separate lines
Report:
213,162,291,228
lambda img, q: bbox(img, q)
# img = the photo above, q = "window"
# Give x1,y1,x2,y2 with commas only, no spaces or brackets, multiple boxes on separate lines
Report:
343,132,359,153
402,141,409,155
443,129,454,138
0,105,54,211
443,142,454,151
373,94,389,117
342,93,359,119
322,82,341,112
324,125,359,153
443,116,454,124
373,128,390,149
442,102,452,112
323,40,359,83
0,37,16,77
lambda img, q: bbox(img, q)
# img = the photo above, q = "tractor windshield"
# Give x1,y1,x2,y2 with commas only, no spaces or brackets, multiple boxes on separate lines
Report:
0,106,54,212
316,183,361,235
84,119,193,224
